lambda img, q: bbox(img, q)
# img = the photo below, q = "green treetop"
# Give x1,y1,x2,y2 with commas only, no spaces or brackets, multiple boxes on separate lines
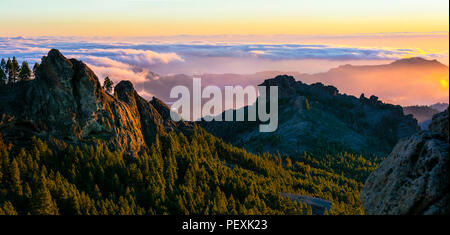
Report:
18,61,32,81
103,76,114,94
33,63,40,78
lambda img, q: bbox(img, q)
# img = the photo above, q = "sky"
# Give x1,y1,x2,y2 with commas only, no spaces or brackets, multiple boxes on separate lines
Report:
0,0,448,36
0,0,448,107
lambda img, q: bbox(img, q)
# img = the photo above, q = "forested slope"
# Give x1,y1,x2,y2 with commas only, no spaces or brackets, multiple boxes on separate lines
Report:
0,127,375,215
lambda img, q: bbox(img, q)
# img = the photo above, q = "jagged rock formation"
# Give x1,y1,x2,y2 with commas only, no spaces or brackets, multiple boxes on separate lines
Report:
361,109,449,215
0,49,191,154
201,75,420,156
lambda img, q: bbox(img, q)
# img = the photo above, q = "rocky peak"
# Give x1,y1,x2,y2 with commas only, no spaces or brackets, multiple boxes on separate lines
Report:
0,49,192,153
260,75,297,91
115,80,135,95
259,75,340,100
263,75,296,86
43,49,72,70
36,49,74,88
390,57,446,69
361,108,449,215
115,80,139,107
260,75,299,98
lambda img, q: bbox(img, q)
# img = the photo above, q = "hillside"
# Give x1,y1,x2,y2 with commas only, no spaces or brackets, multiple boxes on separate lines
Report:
201,75,420,157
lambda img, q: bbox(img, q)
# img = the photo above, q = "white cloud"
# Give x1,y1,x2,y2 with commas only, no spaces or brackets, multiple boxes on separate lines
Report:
137,89,155,100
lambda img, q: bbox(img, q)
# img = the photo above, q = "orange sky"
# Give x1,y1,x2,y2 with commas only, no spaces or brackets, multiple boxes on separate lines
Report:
0,0,448,37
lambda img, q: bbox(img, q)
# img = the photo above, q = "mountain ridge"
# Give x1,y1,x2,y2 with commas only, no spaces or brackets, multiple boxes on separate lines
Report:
201,75,420,156
138,57,449,109
327,57,447,71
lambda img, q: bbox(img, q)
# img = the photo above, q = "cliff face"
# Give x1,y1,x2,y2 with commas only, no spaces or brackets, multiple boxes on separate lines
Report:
0,49,191,153
361,109,449,215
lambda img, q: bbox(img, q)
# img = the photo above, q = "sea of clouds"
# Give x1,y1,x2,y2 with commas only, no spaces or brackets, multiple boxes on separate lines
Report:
0,34,447,101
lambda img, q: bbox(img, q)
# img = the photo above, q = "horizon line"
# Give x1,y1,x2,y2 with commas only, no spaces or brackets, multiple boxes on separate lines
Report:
1,31,449,38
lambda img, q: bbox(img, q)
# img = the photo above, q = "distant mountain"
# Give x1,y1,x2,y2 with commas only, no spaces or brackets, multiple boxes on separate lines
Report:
295,57,449,106
403,105,440,123
201,75,420,157
431,102,449,112
404,103,449,130
138,58,448,115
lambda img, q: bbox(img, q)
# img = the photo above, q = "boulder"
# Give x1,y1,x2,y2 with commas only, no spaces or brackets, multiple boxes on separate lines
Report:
361,109,449,215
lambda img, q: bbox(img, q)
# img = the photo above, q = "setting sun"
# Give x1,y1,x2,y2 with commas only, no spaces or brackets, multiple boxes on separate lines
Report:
441,79,449,89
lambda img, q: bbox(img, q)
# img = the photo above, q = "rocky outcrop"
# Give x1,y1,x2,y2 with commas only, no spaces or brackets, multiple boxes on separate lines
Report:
361,109,449,215
0,49,191,154
429,109,449,141
201,75,420,155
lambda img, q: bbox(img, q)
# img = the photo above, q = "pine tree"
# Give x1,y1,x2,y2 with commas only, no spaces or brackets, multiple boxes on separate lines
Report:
0,201,18,215
102,76,114,94
31,187,59,215
18,61,31,81
33,63,39,79
306,205,313,215
10,159,23,196
304,98,311,110
0,58,6,72
285,157,292,169
9,56,20,83
0,58,8,86
0,58,6,84
31,174,59,215
0,69,6,86
6,58,12,83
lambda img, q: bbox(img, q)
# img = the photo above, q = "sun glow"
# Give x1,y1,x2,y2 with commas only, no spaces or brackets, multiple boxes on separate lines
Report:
440,79,449,89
